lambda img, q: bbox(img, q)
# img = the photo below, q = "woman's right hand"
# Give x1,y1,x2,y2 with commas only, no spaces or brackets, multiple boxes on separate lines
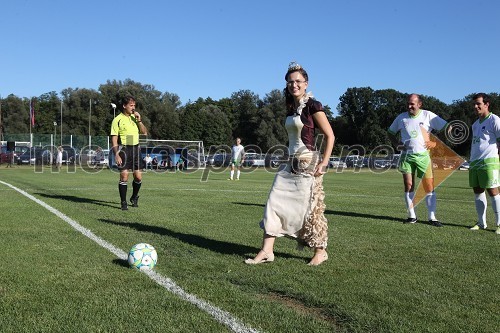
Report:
314,162,328,176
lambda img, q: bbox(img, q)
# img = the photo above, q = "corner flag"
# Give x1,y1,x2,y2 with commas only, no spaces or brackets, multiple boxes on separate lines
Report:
413,127,465,206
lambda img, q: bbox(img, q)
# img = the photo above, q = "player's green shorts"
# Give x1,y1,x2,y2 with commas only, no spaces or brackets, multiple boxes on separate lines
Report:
469,157,500,188
231,158,242,167
399,152,432,179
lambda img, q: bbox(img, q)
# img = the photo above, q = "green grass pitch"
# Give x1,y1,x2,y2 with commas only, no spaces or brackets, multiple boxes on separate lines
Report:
0,166,498,333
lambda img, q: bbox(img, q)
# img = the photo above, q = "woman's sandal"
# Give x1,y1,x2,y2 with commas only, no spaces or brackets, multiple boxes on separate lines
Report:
244,250,275,264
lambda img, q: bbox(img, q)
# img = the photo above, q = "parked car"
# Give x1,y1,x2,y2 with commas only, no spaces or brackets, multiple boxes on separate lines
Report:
373,159,391,169
205,155,215,166
212,153,230,167
59,145,79,165
91,149,108,168
16,149,34,165
1,145,28,164
16,147,51,165
345,155,363,168
102,149,109,167
328,156,346,169
243,153,265,167
269,154,287,168
391,154,401,168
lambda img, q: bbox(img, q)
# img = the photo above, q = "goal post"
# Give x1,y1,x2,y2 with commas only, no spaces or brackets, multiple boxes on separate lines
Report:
142,139,206,169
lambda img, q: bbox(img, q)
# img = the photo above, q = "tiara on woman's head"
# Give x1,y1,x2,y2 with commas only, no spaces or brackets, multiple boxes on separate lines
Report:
288,61,302,71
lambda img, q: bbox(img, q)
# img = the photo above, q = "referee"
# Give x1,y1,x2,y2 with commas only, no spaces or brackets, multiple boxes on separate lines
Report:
110,95,148,210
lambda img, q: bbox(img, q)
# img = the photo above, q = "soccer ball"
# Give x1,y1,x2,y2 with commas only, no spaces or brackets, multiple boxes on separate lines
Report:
127,243,158,270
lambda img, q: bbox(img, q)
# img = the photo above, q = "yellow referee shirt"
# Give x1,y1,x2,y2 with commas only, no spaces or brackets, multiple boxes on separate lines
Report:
110,113,140,146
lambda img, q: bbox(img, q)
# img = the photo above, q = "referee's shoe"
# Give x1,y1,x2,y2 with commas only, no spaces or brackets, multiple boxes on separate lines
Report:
130,196,139,208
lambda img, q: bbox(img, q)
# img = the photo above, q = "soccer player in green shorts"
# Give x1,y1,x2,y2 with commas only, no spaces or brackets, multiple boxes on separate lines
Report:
388,94,450,227
468,93,500,235
110,95,148,210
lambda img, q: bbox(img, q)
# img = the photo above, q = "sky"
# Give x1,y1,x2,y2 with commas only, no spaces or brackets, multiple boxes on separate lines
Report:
1,0,499,111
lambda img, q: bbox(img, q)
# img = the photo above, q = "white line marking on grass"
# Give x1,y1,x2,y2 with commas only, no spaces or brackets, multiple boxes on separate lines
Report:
1,186,474,204
0,180,260,333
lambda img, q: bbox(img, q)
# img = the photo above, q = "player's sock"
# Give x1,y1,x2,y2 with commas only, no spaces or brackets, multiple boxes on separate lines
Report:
132,180,142,198
119,181,127,203
489,194,500,227
230,170,234,180
405,192,416,218
475,192,487,227
426,191,437,221
236,170,240,179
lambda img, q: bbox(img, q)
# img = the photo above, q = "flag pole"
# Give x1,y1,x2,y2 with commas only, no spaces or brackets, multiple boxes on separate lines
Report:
60,99,63,146
29,98,32,143
88,98,92,147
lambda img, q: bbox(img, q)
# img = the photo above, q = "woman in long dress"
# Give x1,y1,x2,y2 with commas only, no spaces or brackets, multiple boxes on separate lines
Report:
245,62,335,266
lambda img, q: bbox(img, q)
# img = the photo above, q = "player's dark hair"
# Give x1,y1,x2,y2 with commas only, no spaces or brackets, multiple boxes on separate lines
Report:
473,92,490,104
284,66,309,111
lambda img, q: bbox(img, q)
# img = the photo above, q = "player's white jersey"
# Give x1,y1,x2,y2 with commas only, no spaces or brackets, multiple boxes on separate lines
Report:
388,109,447,154
231,144,245,160
470,113,500,163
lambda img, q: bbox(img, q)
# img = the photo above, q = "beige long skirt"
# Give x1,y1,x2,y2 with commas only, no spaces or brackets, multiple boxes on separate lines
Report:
259,153,328,249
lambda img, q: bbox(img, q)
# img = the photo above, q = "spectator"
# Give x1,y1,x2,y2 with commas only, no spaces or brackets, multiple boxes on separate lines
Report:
56,146,63,170
144,154,152,170
176,157,184,170
151,156,159,170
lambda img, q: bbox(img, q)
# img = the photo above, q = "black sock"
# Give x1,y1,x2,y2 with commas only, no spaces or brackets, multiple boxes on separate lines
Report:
119,181,127,202
132,180,142,198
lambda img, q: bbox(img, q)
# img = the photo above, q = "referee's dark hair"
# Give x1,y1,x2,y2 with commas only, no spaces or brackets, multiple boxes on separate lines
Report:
120,95,136,109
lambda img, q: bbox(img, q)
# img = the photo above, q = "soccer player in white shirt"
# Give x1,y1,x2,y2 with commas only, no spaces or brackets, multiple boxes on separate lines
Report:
229,137,245,180
468,93,500,235
388,94,450,227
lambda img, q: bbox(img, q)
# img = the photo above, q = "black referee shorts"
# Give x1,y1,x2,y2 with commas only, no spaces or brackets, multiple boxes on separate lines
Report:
117,145,143,171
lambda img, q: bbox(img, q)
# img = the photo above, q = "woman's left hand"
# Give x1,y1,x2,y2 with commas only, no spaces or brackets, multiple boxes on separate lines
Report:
314,163,328,176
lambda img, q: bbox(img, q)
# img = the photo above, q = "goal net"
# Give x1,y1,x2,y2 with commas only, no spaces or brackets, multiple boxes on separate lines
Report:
141,139,206,169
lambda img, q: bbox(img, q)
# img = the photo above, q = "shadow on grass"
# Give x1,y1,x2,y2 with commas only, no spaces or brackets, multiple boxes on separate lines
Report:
232,202,265,208
441,186,471,190
232,202,403,224
99,219,306,260
325,209,473,229
112,258,129,268
35,193,117,209
233,201,476,230
325,209,402,223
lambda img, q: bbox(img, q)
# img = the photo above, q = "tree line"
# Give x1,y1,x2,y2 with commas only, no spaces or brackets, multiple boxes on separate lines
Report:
0,79,498,157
